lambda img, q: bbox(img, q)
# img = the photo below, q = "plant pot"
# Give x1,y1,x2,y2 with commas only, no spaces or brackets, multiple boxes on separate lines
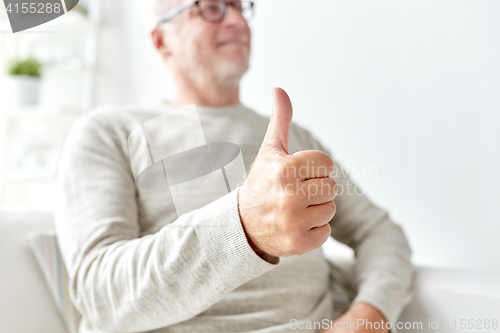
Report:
5,75,41,107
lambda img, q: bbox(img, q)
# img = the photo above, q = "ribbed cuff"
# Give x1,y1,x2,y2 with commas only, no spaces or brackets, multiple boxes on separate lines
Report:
195,188,280,292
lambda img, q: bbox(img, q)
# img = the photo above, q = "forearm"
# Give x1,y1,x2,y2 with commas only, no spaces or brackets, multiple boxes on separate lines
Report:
58,190,278,332
350,216,415,329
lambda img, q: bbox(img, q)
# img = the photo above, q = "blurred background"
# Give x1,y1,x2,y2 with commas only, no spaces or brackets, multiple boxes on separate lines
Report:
0,0,499,275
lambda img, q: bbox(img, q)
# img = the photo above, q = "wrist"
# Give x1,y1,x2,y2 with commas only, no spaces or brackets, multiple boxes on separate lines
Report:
349,302,390,332
247,232,279,264
237,187,279,265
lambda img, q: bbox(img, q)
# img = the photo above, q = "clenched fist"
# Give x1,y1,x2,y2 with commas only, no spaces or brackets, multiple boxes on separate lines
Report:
238,87,338,261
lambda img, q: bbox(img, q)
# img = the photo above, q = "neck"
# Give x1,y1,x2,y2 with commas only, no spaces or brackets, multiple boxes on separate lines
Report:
171,71,241,106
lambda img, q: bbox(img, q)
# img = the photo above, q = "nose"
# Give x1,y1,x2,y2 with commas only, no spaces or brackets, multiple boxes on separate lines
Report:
222,4,247,27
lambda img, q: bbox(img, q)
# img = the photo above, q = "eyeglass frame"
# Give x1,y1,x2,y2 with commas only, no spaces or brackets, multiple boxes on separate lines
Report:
155,0,254,28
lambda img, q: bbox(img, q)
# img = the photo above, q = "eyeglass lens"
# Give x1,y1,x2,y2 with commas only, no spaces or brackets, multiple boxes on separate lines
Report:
198,1,253,22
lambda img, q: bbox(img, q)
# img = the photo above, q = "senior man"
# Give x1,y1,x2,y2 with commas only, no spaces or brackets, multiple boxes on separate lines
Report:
54,1,415,332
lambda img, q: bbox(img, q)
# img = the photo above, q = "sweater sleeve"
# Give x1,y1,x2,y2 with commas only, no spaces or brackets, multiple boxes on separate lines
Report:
53,110,279,332
305,132,415,332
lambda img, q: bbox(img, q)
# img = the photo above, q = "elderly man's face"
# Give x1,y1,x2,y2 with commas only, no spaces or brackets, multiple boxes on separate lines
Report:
163,2,251,83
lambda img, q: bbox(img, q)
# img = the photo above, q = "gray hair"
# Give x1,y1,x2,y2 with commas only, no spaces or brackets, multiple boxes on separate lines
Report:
137,0,186,32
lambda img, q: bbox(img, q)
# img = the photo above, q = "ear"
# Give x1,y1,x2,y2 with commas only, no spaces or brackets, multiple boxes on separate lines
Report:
151,28,171,57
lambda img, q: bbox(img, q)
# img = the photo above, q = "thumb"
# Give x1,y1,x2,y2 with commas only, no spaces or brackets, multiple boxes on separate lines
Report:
260,87,293,155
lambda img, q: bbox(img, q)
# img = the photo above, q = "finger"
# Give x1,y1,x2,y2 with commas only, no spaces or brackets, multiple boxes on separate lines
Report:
259,87,293,155
288,150,335,179
302,177,338,205
306,201,336,229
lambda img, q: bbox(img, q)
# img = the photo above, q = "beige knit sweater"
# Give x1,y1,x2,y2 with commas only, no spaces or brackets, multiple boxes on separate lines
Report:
54,101,414,333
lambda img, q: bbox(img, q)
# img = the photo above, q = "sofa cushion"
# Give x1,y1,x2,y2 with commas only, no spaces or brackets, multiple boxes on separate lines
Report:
27,230,81,333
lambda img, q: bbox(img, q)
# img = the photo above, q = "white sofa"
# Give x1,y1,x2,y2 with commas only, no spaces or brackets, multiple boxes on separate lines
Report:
325,254,500,332
1,209,499,333
0,210,67,333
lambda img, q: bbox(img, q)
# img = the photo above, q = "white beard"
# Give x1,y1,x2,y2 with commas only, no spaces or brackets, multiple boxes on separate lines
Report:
185,54,248,88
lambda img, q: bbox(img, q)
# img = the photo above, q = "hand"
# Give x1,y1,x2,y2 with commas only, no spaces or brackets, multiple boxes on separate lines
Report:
238,87,338,260
321,302,391,333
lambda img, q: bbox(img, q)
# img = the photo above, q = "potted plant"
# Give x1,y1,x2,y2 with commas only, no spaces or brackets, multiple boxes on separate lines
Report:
6,57,43,107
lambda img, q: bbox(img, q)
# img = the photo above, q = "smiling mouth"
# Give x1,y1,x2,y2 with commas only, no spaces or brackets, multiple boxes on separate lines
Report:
218,40,248,47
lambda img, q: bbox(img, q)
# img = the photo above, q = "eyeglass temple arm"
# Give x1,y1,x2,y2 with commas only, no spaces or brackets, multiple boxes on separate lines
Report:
156,1,197,28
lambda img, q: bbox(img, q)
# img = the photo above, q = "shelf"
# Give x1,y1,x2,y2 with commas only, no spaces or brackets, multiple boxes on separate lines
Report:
1,176,57,184
2,104,85,115
0,0,100,210
44,62,97,72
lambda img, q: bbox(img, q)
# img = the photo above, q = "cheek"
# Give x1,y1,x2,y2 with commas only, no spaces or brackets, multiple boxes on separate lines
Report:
188,27,218,59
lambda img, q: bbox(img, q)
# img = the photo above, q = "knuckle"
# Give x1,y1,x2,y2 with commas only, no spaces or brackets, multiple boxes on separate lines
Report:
316,223,332,243
293,150,334,171
284,233,308,256
309,151,334,173
324,201,336,219
308,223,332,248
292,150,307,158
283,234,298,255
314,201,336,221
310,150,328,160
323,178,338,197
320,154,334,170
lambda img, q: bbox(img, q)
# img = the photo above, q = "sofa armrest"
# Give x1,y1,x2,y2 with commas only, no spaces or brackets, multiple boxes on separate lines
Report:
0,209,68,333
324,250,500,333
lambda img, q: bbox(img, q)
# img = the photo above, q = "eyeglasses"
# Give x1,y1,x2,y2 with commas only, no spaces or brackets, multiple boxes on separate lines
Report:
156,0,254,27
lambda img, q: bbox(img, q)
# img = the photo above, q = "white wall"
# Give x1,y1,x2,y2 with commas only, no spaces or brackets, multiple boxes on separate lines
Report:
92,0,174,106
96,0,500,274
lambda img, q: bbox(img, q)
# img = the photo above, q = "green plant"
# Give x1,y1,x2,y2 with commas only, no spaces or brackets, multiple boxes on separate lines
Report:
7,58,43,77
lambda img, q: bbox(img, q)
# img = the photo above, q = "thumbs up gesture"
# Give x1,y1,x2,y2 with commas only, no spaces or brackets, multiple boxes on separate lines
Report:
238,88,338,260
